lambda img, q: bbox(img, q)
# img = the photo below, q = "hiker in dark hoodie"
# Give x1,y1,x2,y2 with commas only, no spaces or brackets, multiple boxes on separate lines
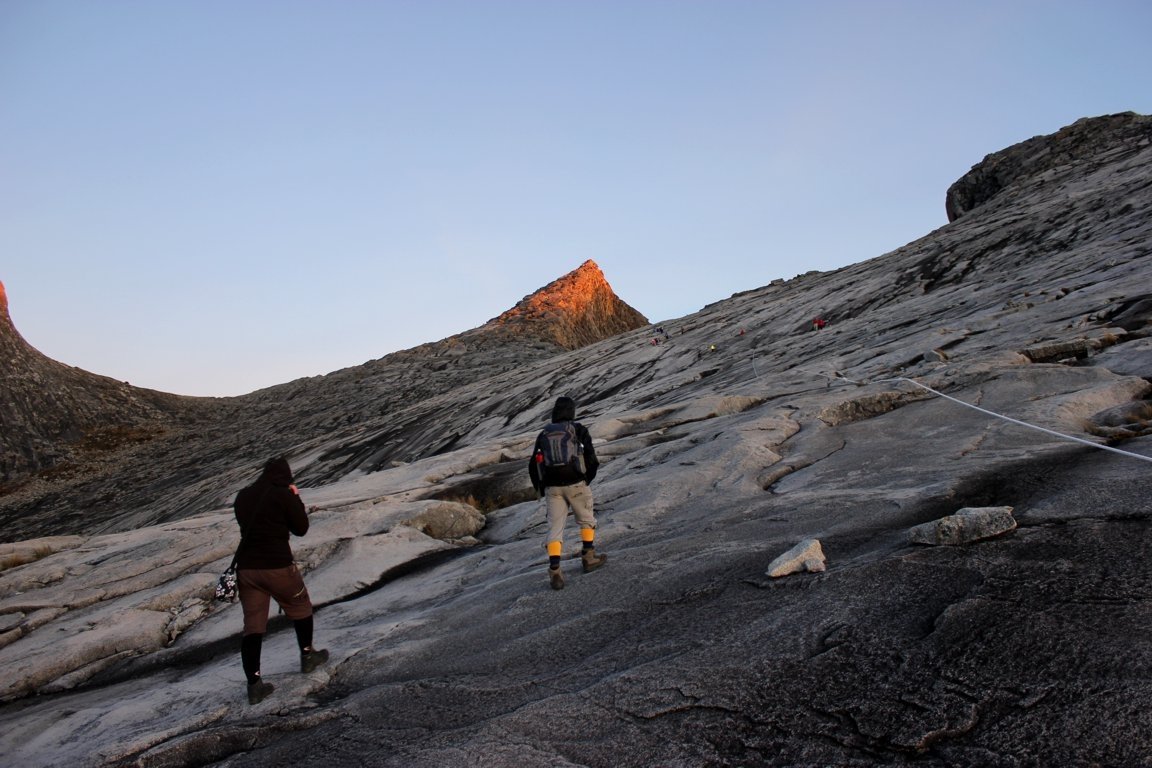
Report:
233,456,328,705
528,396,606,590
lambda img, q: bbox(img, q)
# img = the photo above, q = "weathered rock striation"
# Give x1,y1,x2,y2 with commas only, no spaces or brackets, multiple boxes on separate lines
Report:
1,113,1151,767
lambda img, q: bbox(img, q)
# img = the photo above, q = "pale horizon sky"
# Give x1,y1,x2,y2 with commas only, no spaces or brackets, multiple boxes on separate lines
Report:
3,1,1150,397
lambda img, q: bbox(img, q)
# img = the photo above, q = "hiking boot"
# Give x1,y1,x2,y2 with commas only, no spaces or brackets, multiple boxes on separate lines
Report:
582,548,607,573
300,648,330,674
549,567,565,590
247,679,274,705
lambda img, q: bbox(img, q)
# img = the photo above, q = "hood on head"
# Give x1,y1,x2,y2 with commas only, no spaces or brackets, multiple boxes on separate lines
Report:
551,396,576,423
261,456,294,485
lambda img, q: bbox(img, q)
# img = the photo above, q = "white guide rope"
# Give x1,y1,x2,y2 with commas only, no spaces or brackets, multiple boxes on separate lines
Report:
826,370,1152,465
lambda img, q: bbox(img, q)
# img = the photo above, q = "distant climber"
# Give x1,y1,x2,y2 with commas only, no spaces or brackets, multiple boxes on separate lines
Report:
812,317,827,331
528,396,606,590
232,456,328,704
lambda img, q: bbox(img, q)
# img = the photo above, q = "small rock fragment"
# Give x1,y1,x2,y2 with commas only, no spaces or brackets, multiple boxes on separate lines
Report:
765,538,826,578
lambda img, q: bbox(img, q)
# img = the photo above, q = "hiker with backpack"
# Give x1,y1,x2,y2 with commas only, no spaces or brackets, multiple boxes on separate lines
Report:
232,456,329,704
528,396,606,590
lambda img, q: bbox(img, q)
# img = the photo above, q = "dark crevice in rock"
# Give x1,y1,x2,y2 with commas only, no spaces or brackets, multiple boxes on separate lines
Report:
321,547,473,607
425,462,535,514
429,433,463,457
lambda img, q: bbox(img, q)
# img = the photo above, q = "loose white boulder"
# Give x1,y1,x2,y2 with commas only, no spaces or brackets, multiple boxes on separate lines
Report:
765,538,826,578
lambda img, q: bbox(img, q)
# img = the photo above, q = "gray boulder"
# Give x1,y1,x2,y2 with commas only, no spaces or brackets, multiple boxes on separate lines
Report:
909,506,1017,545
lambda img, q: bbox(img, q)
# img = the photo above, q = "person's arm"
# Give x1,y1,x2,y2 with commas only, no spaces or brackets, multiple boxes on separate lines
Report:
278,486,310,536
233,487,256,533
579,424,599,484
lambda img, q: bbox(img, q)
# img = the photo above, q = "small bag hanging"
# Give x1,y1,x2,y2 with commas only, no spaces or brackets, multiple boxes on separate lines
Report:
214,560,238,602
214,528,245,603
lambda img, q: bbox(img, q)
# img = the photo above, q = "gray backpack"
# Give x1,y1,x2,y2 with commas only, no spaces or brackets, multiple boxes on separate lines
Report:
537,422,586,482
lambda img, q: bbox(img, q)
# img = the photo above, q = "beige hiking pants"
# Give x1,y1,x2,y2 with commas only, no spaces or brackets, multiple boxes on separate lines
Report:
545,481,596,546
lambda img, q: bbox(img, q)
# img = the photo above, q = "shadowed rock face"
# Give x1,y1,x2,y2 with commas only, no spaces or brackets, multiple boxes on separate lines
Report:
2,113,1152,767
0,281,217,484
945,111,1152,221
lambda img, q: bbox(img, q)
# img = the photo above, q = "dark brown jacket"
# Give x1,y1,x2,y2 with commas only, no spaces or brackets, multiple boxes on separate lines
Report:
233,457,309,569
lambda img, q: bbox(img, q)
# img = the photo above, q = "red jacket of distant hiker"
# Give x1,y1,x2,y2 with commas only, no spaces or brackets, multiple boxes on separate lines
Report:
233,457,309,569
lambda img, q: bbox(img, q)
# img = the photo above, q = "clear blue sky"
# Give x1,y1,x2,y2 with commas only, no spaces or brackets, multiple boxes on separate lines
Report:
2,1,1149,397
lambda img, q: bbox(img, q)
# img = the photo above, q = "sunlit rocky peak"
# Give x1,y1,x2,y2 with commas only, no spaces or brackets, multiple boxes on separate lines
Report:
488,259,649,349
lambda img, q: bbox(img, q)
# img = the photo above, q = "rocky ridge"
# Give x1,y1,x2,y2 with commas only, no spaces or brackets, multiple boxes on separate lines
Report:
0,113,1151,767
0,282,215,483
0,260,647,540
945,110,1152,221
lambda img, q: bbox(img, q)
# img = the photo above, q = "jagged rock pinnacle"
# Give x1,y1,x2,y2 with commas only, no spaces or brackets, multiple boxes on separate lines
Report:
489,260,649,349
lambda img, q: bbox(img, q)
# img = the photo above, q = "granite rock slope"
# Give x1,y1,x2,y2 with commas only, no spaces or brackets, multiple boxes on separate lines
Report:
0,113,1150,767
